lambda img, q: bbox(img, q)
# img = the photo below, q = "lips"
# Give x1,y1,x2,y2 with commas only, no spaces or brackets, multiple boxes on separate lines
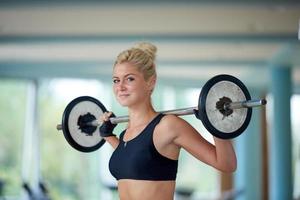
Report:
118,94,130,98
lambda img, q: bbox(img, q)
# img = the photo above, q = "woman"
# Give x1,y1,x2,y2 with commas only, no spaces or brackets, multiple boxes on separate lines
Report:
99,42,237,200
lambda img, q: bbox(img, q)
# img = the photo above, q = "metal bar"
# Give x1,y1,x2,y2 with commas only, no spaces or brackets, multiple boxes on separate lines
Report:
56,106,197,130
162,106,197,116
56,99,267,130
83,106,197,126
56,124,62,130
225,99,267,110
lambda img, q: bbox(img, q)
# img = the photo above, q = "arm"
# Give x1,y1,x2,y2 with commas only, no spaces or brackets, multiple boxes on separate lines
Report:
99,112,120,149
169,115,236,172
213,137,237,172
103,136,120,149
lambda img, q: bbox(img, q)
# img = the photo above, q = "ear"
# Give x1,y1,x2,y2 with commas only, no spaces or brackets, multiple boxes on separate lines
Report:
147,75,157,92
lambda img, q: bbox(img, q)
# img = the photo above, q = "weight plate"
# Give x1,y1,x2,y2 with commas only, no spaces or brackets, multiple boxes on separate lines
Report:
61,96,106,152
199,74,252,139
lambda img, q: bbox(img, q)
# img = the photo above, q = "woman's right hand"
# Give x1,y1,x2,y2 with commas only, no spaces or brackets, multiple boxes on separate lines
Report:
99,112,117,138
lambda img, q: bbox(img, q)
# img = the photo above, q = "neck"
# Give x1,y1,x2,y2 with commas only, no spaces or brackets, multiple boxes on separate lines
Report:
127,102,157,128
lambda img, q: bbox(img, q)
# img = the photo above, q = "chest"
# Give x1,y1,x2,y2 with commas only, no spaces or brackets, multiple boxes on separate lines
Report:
123,125,147,142
123,122,172,147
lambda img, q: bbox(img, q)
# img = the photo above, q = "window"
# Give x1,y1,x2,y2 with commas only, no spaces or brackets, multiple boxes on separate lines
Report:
0,79,27,199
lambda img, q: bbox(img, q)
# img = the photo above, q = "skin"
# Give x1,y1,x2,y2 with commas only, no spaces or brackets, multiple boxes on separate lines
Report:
101,62,237,200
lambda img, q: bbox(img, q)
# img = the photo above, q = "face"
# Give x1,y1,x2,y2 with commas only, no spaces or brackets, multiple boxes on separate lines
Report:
112,62,155,107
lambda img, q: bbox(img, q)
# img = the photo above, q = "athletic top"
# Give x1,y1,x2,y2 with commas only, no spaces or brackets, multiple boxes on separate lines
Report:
109,113,178,181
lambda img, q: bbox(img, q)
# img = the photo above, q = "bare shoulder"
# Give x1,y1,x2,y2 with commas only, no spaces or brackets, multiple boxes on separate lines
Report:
157,114,192,137
159,114,184,126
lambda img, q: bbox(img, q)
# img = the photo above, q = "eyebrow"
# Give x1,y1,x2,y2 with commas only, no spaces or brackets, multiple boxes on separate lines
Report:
112,73,137,79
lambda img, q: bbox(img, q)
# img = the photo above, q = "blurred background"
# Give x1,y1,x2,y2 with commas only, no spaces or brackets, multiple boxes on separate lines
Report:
0,0,299,200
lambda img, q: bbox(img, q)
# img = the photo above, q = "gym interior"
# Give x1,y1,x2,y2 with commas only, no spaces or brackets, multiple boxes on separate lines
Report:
0,1,299,200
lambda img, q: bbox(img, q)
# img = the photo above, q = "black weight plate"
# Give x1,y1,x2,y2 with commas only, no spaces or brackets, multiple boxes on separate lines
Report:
61,96,106,152
198,74,252,139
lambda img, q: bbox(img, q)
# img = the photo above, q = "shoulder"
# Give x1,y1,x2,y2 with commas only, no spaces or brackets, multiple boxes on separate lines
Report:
158,114,192,136
160,114,184,125
161,114,190,125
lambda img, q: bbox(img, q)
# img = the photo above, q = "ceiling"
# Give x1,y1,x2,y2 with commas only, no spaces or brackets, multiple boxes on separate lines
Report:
0,0,299,92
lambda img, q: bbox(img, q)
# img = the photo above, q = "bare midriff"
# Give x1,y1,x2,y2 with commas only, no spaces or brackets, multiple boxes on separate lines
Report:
117,179,176,200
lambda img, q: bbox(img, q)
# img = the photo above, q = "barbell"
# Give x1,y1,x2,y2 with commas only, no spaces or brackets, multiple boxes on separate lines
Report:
56,74,266,152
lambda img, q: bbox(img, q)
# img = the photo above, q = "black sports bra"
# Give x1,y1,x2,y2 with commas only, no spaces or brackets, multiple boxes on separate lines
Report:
109,114,178,180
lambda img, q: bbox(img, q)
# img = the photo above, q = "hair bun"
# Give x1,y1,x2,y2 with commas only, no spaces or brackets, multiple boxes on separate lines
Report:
134,42,157,60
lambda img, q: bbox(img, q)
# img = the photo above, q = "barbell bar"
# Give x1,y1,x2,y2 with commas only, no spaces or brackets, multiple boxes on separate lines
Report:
56,99,266,130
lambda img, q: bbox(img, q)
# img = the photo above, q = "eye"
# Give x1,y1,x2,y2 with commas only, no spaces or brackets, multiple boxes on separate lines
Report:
113,79,119,84
127,77,135,82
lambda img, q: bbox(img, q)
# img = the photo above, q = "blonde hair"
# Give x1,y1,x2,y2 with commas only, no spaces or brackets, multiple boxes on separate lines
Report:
114,42,157,80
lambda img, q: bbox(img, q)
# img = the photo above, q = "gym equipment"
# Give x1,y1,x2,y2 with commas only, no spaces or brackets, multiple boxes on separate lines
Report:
56,74,266,152
58,96,106,152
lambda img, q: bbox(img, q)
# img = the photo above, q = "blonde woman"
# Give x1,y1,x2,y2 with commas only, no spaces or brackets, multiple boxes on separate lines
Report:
99,42,237,200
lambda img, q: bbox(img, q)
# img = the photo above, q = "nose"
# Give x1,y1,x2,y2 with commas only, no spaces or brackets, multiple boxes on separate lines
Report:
116,80,126,91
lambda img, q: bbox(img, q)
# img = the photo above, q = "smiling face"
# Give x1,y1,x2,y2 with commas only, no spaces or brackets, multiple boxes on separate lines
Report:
113,62,156,107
